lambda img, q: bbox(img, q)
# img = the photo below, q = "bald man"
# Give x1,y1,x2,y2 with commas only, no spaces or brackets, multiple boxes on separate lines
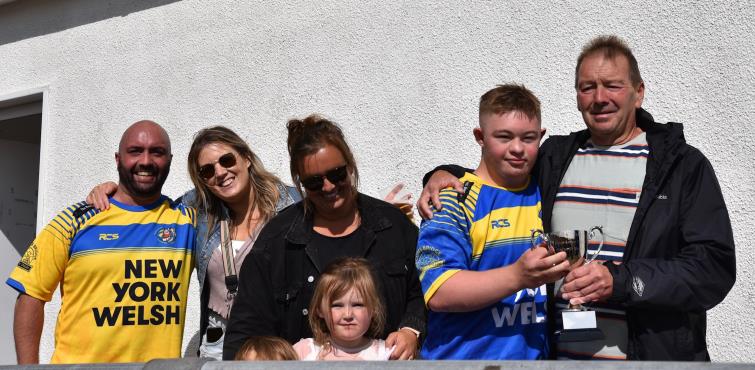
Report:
7,121,197,364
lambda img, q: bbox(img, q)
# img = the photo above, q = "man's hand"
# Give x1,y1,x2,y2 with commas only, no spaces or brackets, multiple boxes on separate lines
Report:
14,294,45,364
86,181,118,210
417,170,464,220
560,262,613,305
515,246,571,288
385,328,418,360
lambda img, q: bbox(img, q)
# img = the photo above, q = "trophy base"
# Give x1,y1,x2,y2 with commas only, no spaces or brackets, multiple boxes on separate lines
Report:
557,308,604,342
562,308,596,330
556,328,605,342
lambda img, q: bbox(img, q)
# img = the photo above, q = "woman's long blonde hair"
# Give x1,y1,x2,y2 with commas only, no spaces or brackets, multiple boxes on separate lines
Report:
187,126,282,234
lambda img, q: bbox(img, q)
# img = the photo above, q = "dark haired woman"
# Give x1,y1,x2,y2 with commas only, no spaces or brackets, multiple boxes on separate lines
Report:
223,115,425,360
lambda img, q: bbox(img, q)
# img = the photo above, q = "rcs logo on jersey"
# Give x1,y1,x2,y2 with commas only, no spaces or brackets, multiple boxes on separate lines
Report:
156,227,176,244
99,233,119,241
491,219,511,229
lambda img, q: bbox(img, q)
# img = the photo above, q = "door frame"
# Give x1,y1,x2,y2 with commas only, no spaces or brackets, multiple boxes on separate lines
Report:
0,86,49,232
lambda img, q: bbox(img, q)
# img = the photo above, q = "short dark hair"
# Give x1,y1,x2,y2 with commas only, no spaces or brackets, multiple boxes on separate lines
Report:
479,84,541,124
575,35,643,88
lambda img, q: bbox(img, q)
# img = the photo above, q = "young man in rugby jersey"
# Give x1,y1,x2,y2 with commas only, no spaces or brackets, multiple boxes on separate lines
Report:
416,84,570,360
419,36,735,361
7,121,197,364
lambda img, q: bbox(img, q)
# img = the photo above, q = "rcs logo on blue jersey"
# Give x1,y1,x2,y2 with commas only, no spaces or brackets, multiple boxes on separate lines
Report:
99,233,119,241
491,219,511,229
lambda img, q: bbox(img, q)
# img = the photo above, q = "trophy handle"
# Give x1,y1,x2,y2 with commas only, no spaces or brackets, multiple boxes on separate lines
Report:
530,229,545,250
586,226,604,263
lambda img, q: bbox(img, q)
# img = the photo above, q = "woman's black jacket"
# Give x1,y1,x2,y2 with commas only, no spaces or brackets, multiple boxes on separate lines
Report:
222,193,425,360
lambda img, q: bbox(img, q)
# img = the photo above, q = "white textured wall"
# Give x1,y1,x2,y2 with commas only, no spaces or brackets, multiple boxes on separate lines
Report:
0,0,752,363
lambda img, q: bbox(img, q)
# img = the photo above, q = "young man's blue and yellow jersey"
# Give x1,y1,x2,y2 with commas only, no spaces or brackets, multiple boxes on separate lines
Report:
7,196,196,364
416,172,547,360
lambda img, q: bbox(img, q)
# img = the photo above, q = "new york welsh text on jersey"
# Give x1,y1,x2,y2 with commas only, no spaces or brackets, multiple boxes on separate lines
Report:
92,259,183,327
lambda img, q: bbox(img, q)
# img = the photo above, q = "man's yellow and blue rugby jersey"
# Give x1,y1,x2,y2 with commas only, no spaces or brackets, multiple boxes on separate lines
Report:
416,172,547,360
7,196,196,364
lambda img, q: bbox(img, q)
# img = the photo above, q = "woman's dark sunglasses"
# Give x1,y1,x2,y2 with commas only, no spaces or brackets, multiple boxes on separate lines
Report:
300,165,349,191
198,153,237,180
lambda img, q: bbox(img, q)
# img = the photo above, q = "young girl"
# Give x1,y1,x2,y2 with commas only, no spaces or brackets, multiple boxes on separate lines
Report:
294,258,395,360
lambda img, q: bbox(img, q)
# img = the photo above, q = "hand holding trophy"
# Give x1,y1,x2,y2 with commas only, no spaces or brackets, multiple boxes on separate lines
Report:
531,226,605,342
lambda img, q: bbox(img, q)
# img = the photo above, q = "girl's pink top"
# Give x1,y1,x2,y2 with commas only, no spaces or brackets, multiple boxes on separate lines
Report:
293,338,393,361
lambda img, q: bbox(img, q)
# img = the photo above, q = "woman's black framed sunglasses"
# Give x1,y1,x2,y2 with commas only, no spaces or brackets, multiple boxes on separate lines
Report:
198,153,237,180
300,165,349,191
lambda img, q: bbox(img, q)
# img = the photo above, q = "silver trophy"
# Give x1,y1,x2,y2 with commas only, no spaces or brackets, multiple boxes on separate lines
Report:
531,226,605,342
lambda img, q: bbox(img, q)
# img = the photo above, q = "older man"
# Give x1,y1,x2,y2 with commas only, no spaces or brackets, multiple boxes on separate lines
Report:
420,36,735,361
7,121,196,363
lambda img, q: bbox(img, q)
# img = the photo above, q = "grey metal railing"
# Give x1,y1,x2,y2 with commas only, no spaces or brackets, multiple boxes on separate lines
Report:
3,359,753,370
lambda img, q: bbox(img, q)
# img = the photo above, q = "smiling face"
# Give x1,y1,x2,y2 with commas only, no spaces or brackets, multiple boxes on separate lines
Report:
115,121,172,204
196,142,252,204
576,53,645,145
298,144,356,218
320,288,372,348
475,111,543,189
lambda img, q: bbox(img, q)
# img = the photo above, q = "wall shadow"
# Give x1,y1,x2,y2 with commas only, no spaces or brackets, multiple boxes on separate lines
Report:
0,0,183,46
183,330,200,358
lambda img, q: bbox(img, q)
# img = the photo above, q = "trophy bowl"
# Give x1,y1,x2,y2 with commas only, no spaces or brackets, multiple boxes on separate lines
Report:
530,226,604,264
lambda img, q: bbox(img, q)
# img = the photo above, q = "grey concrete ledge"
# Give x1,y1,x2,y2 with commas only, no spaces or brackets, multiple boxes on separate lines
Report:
206,361,755,370
3,359,753,370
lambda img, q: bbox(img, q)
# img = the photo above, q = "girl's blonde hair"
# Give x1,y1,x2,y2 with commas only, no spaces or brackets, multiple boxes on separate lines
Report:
309,258,385,352
235,336,298,361
187,126,282,234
